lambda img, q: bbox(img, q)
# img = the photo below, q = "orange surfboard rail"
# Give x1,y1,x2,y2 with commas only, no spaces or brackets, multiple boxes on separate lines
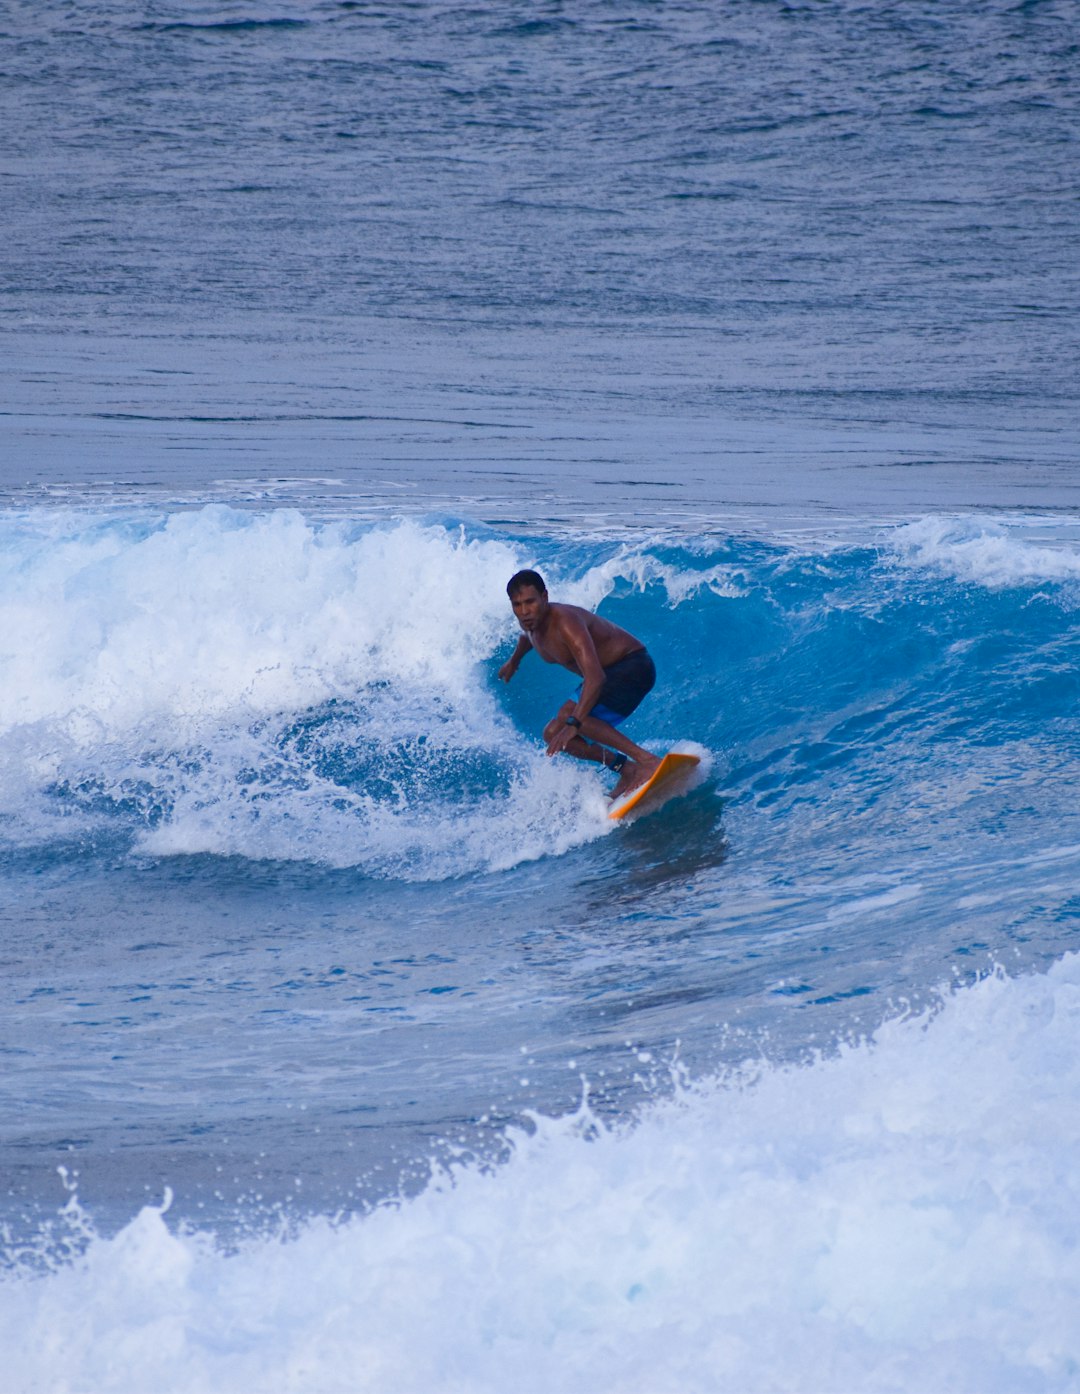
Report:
608,751,701,822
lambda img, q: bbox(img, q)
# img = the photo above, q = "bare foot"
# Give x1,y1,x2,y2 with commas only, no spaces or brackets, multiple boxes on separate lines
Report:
610,753,661,801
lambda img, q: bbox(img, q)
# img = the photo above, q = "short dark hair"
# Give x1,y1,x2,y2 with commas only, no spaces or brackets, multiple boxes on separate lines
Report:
507,569,547,598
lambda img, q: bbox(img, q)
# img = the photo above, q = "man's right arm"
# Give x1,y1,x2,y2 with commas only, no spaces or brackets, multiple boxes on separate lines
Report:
498,634,532,682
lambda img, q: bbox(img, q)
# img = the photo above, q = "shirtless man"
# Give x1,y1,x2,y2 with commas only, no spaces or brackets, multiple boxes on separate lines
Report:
498,569,661,799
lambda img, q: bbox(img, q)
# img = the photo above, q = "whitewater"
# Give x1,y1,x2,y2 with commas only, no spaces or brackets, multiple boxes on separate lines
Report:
2,957,1080,1394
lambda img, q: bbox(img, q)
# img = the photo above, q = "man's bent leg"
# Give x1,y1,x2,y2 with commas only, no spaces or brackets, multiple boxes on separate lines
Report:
542,704,643,775
578,714,654,767
543,705,608,766
580,713,660,796
544,703,661,795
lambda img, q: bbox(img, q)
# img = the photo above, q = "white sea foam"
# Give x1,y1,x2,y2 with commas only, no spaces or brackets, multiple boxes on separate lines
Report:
136,739,611,877
0,508,520,739
887,516,1080,591
0,508,631,874
4,955,1079,1393
565,548,749,610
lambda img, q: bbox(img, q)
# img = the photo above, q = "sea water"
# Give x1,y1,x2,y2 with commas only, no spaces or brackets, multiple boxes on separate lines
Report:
2,2,1079,1391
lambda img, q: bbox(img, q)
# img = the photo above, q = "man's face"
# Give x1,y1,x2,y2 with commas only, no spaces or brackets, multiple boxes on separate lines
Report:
510,585,548,632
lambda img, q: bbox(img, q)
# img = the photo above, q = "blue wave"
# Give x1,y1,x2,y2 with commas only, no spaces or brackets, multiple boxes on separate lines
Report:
1,508,1076,884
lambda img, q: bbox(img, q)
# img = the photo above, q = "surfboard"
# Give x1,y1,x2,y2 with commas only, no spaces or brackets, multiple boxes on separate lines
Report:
608,751,701,822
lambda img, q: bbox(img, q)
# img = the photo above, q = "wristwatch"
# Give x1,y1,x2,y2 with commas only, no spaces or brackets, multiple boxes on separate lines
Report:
565,715,582,729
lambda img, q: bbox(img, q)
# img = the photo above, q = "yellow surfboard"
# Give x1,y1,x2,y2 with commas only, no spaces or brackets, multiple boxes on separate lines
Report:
608,751,701,822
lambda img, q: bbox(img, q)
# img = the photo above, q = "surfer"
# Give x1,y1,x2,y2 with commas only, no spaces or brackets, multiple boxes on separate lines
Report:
499,569,661,799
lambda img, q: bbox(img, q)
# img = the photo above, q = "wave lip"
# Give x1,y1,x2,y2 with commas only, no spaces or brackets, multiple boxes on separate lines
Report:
887,515,1080,591
0,508,521,741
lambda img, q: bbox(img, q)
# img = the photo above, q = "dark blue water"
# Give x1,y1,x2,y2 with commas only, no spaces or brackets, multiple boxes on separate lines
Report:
2,4,1079,1389
4,0,1078,513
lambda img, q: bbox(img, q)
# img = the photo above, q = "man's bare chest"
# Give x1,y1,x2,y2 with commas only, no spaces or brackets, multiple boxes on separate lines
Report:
531,631,577,671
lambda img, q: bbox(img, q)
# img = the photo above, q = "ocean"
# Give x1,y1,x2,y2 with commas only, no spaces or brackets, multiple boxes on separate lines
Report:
2,1,1079,1390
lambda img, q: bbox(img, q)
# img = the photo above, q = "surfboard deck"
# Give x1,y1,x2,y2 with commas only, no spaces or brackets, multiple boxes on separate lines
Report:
608,751,701,822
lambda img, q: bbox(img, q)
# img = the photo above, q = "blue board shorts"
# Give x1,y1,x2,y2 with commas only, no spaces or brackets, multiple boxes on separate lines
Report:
572,648,656,727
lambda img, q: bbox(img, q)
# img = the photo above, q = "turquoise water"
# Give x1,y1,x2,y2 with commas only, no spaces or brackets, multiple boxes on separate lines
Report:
2,2,1079,1389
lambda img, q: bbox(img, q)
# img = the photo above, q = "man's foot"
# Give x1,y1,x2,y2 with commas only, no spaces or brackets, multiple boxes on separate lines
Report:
609,753,661,801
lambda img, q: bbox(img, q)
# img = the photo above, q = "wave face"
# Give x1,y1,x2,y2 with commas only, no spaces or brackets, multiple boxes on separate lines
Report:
4,955,1080,1393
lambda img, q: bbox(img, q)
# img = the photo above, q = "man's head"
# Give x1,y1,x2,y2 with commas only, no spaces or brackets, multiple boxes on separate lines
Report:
507,569,548,632
506,569,546,600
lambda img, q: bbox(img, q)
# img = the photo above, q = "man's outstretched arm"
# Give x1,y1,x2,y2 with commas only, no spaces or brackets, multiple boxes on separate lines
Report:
498,634,532,683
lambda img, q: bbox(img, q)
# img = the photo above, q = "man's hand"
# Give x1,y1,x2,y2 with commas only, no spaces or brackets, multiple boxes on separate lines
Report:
546,721,578,757
499,635,532,683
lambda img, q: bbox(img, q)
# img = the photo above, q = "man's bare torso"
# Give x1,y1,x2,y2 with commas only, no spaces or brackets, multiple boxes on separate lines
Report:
530,603,643,675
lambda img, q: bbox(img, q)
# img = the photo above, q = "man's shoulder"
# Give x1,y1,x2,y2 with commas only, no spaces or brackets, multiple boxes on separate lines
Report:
549,601,590,621
547,602,593,632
